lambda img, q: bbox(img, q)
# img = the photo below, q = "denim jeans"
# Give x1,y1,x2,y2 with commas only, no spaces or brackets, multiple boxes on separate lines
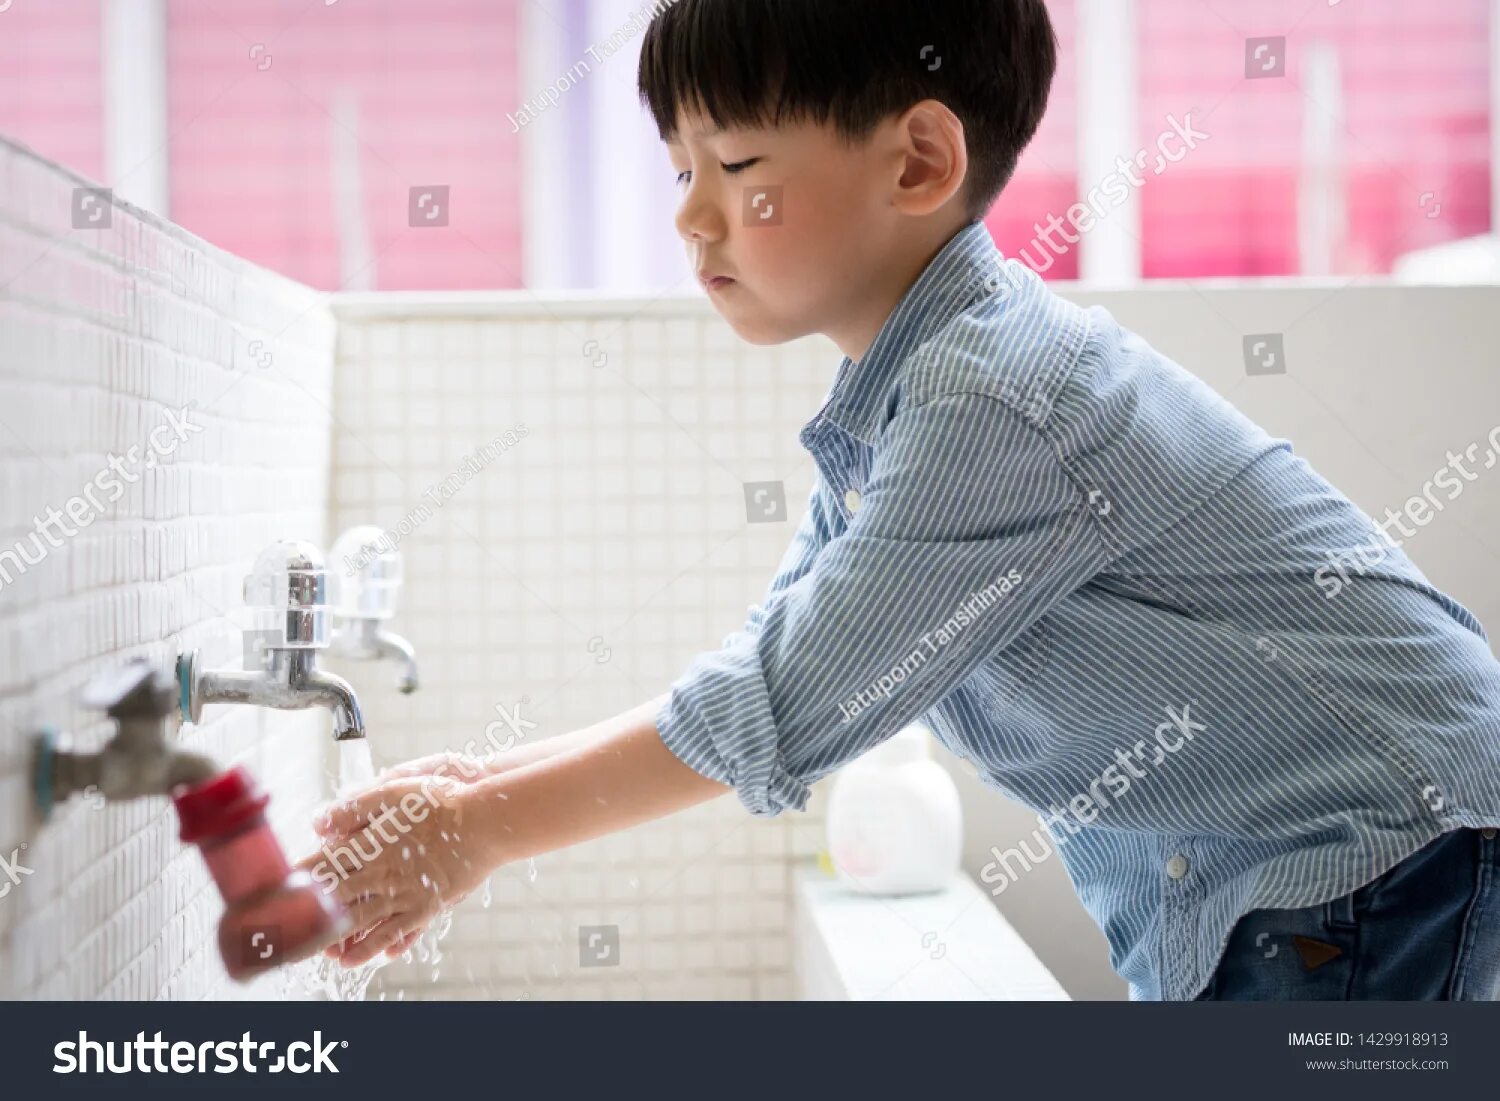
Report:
1192,827,1500,1000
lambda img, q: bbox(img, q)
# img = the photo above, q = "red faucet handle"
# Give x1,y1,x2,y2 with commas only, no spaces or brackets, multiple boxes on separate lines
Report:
173,766,272,843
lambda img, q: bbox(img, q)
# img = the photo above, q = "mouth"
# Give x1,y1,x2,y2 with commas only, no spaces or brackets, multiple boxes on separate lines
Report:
698,271,736,292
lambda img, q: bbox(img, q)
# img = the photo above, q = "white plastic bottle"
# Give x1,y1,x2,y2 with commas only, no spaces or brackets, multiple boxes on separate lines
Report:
825,724,963,896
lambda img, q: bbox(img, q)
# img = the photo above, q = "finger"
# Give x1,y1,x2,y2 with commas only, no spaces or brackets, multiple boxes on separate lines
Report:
324,921,375,962
378,754,449,781
315,789,399,838
385,929,423,957
340,892,399,935
328,864,400,913
339,915,414,967
298,835,391,907
293,850,325,877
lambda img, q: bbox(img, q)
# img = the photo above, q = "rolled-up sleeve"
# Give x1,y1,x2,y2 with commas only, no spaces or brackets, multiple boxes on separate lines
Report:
656,389,1112,816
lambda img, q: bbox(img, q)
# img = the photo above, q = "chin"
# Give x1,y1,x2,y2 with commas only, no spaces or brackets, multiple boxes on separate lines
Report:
720,308,809,347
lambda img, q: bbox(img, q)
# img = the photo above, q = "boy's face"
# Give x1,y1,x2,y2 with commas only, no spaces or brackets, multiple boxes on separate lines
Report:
666,106,900,350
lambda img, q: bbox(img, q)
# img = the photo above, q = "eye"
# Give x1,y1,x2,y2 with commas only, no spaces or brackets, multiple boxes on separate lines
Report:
675,158,757,187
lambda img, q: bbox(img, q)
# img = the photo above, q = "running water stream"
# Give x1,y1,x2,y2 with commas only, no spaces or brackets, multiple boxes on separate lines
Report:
267,740,457,1001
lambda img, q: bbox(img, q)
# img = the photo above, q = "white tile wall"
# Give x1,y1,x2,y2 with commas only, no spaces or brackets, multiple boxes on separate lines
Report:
0,136,337,999
327,299,841,1000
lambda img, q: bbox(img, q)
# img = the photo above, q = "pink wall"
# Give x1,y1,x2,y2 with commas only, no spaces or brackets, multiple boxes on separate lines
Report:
1136,0,1491,277
981,0,1492,280
985,0,1082,279
166,0,523,290
0,1,104,180
0,0,1489,287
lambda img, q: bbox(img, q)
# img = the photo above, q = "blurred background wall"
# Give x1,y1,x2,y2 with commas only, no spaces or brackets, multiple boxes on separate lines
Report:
0,0,1491,293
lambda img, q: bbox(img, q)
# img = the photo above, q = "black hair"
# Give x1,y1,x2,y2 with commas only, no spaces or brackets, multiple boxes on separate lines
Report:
637,0,1057,221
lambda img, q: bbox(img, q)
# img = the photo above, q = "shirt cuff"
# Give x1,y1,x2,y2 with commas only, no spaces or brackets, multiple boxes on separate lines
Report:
654,640,812,817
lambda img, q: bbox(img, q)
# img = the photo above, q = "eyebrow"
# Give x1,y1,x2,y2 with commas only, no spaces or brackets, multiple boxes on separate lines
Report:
666,124,726,145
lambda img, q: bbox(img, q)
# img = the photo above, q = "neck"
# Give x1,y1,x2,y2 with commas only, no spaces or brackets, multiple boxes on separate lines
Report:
825,215,974,363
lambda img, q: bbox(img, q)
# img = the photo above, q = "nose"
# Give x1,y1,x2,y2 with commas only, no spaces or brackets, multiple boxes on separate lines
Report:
674,178,726,249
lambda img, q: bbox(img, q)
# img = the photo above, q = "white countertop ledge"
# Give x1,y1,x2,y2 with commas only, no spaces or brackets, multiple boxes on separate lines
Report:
793,864,1070,1001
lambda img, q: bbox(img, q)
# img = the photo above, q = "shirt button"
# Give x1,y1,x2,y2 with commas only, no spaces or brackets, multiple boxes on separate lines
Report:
844,488,862,513
1165,854,1190,880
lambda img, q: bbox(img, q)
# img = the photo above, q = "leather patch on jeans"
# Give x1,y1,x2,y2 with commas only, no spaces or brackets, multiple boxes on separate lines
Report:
1292,935,1345,971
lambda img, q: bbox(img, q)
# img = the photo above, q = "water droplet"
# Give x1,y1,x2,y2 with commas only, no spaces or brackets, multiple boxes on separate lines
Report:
481,877,493,908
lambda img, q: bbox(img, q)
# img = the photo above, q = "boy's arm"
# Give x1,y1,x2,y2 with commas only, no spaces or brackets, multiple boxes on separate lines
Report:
376,717,627,784
380,477,841,788
654,388,1115,818
460,693,730,861
307,695,730,964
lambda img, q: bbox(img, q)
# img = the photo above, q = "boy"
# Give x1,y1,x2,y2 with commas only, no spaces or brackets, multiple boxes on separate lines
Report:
304,0,1500,1000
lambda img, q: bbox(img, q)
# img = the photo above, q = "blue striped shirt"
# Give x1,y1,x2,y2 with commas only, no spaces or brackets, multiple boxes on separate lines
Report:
655,218,1500,1000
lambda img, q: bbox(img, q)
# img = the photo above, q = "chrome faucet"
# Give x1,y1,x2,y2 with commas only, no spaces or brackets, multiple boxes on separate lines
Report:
32,658,219,820
327,524,420,694
177,540,367,741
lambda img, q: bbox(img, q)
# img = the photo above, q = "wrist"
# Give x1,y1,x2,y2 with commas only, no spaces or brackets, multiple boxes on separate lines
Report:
455,774,512,870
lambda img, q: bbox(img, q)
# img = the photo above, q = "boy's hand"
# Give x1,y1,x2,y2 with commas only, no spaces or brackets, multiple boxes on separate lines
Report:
375,750,490,785
296,693,724,968
297,773,504,967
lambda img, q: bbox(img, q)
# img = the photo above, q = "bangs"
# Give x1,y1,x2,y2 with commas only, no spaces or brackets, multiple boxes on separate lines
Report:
638,1,866,142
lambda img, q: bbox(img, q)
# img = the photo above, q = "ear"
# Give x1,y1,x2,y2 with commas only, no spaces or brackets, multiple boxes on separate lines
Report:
888,99,968,217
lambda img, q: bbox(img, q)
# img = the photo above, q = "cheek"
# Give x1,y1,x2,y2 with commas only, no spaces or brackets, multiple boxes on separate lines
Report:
737,203,836,289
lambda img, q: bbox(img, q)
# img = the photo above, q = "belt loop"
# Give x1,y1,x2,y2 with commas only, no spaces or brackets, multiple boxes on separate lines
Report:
1323,888,1358,930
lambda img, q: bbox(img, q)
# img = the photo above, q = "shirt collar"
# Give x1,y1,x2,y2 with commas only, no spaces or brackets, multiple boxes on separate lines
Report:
801,218,1004,447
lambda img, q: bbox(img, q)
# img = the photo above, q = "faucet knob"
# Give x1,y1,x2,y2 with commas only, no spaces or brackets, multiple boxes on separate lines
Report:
80,658,177,719
329,524,404,620
242,539,332,649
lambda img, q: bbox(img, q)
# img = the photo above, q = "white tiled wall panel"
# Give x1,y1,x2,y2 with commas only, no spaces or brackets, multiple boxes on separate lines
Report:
328,299,840,1000
0,136,337,999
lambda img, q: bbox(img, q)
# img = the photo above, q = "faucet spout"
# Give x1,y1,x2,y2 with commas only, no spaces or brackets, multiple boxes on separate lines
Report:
334,618,421,694
300,666,367,741
374,630,420,694
179,649,368,741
